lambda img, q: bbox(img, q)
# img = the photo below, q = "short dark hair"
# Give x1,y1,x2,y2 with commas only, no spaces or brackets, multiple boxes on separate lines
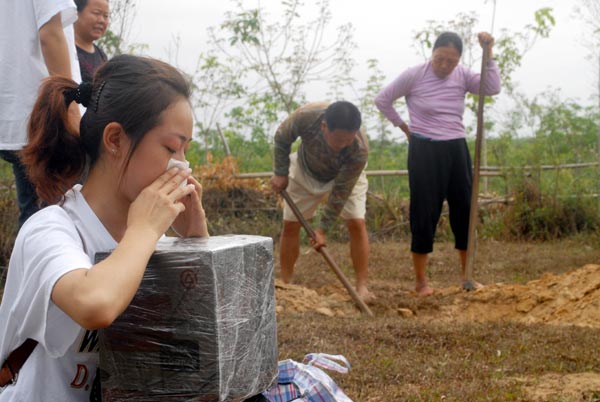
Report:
74,0,88,12
74,0,109,12
324,101,362,132
433,32,463,56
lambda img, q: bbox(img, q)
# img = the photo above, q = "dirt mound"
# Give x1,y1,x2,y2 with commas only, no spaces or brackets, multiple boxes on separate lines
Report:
274,280,356,317
441,264,600,328
514,372,600,401
275,264,600,327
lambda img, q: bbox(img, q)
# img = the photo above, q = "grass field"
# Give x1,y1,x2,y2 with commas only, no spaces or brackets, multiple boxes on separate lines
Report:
1,162,599,401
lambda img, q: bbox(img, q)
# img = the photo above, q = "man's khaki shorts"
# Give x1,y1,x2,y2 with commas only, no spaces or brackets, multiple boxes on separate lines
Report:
283,153,368,222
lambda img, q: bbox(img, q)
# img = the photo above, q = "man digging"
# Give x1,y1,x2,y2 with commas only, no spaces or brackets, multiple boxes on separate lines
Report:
271,101,374,303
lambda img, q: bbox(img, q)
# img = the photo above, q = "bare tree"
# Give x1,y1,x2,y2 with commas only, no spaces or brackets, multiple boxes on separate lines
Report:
187,0,359,158
201,0,356,117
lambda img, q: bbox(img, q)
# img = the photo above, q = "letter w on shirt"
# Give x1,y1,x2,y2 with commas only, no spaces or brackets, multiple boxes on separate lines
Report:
78,330,99,353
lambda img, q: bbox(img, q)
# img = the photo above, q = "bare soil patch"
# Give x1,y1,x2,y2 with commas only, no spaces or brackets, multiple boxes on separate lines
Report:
274,239,600,401
277,263,600,328
515,373,600,402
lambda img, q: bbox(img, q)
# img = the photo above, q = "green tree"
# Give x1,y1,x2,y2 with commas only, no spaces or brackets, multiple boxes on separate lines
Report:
358,59,391,144
96,0,146,57
218,0,356,113
190,52,247,160
488,89,599,202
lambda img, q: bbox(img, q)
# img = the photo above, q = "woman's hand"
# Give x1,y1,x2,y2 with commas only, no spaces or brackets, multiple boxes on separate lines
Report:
477,32,495,58
171,175,209,237
127,167,195,240
399,122,411,141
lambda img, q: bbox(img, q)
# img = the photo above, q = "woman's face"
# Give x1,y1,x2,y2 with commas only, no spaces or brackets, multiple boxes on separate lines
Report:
119,98,193,202
431,46,461,79
75,0,110,42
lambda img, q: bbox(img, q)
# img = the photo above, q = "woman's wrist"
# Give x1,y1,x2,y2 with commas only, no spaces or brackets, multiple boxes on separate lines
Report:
124,223,163,244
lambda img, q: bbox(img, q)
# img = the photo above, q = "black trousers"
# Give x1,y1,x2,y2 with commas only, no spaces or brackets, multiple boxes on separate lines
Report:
407,135,472,254
0,150,40,228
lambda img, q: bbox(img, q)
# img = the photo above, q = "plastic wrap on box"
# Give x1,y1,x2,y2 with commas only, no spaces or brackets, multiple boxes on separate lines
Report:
95,235,278,402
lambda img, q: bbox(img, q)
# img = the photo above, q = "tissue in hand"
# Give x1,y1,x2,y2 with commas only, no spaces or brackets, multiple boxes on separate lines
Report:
167,158,190,189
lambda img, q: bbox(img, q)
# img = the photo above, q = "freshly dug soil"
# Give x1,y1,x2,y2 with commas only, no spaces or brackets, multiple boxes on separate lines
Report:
276,264,600,328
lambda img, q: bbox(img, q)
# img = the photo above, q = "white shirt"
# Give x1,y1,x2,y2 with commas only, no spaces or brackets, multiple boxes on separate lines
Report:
0,185,117,401
0,0,81,150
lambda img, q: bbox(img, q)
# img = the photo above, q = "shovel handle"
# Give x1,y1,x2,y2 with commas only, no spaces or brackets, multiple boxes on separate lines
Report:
281,190,317,240
280,190,374,317
464,45,491,289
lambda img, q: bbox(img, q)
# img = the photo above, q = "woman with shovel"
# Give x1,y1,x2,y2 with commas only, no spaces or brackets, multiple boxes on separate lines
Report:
375,31,500,295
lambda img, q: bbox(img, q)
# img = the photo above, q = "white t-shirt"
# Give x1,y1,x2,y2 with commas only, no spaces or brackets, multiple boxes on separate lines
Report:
0,0,82,150
0,185,117,401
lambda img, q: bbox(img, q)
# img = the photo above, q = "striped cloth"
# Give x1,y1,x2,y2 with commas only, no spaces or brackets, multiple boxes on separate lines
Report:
263,353,352,402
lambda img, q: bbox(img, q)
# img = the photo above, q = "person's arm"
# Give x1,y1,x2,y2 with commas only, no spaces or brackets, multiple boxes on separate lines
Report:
318,152,367,232
51,167,195,330
38,13,72,77
52,225,160,330
465,60,501,96
273,113,302,176
311,162,365,251
374,66,418,128
466,32,502,96
271,112,301,192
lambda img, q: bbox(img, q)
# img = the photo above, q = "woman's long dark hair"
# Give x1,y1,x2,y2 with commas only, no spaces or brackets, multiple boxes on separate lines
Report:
22,55,191,204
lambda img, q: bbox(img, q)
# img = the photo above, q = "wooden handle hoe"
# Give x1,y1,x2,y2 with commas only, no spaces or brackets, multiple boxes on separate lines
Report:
464,45,491,291
280,190,374,317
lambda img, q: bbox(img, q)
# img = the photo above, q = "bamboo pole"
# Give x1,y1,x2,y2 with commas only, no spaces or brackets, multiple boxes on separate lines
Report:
230,163,599,180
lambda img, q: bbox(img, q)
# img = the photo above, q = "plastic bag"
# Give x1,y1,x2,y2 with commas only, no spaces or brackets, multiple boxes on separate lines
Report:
263,353,353,402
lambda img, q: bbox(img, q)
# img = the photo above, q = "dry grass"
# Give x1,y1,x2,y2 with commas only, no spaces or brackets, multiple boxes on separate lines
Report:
1,156,599,400
277,318,600,401
274,239,600,401
0,175,18,286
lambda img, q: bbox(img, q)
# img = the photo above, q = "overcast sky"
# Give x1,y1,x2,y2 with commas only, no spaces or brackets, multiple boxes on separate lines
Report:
125,0,596,140
128,0,594,102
